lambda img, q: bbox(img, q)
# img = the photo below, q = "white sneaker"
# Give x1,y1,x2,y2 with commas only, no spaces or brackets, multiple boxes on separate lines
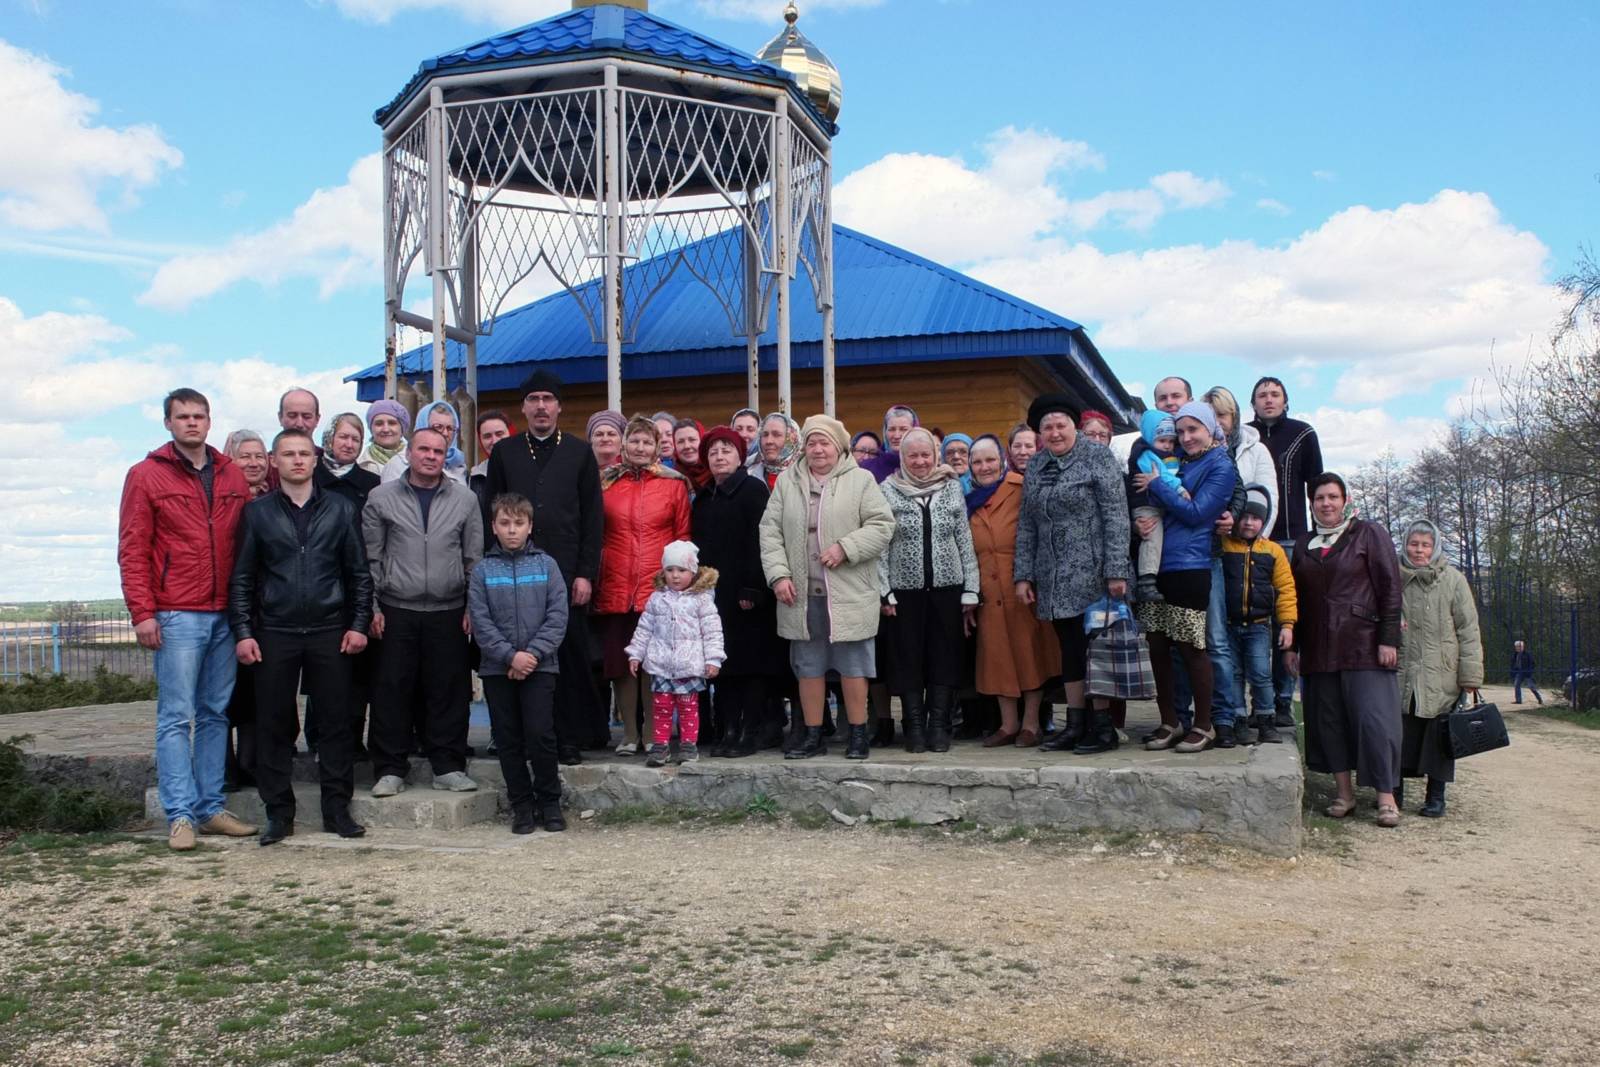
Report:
615,740,641,756
432,771,478,792
371,774,406,798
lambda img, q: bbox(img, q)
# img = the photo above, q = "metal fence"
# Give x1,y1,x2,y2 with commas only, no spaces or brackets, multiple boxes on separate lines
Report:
1470,579,1599,695
0,611,154,683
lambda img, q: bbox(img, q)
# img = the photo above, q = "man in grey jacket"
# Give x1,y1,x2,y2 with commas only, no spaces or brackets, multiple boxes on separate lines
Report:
362,428,485,796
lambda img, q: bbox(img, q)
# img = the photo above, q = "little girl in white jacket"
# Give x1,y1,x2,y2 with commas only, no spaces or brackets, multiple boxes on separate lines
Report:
626,540,726,765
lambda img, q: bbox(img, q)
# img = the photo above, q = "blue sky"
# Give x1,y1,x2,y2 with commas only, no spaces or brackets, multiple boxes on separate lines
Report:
0,0,1594,599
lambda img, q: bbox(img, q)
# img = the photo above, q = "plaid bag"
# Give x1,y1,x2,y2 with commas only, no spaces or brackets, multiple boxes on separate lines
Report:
1085,616,1156,700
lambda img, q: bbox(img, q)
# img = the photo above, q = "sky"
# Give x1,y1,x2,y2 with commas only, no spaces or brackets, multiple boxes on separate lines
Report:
0,0,1595,600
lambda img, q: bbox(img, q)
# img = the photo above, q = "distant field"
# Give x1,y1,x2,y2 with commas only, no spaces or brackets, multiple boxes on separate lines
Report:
0,600,125,623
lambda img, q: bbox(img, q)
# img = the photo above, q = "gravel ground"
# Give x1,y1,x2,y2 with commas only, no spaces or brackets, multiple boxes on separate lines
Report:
2,702,1597,1066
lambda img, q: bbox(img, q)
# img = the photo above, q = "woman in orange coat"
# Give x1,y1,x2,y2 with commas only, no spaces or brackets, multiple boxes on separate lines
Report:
967,435,1061,747
595,415,691,754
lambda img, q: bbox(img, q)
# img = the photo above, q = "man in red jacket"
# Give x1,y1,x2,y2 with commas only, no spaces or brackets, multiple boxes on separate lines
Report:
119,387,257,851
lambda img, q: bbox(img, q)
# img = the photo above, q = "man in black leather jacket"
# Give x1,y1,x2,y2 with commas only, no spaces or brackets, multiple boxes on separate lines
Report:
230,429,374,845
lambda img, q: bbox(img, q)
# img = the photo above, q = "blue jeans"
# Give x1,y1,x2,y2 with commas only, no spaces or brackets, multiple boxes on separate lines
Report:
1272,540,1298,713
153,610,236,826
1173,556,1239,728
1227,622,1275,714
1511,672,1542,703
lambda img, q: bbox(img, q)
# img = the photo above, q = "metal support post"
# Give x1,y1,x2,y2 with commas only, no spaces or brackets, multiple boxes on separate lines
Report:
381,145,399,400
603,65,624,413
426,85,449,404
745,226,762,413
773,96,792,417
820,150,837,417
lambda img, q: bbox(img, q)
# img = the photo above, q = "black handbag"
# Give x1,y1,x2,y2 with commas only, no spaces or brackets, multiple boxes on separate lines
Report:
1443,692,1510,760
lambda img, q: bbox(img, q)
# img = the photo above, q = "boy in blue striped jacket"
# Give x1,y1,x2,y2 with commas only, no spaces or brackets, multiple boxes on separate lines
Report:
466,492,569,834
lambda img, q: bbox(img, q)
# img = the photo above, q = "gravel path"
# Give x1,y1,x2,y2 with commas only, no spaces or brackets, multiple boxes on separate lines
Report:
4,699,1596,1066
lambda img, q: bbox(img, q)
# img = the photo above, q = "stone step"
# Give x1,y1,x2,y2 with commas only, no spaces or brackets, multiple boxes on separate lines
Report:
145,782,505,831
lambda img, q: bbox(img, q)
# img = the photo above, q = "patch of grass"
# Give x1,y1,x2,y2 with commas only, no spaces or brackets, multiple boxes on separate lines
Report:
0,735,139,833
0,667,157,715
745,792,780,818
775,1039,815,1059
1512,703,1600,730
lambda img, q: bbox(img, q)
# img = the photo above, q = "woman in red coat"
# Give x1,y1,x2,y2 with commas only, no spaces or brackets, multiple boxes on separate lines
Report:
595,415,691,754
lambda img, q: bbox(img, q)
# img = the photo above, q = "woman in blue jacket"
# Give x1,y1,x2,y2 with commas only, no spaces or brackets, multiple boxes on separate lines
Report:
1132,401,1238,753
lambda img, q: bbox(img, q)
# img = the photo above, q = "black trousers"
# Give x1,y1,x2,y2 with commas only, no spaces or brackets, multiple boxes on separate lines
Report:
371,606,470,779
712,674,768,742
302,641,376,753
887,586,965,695
555,602,605,750
226,661,258,787
482,673,560,808
254,630,353,821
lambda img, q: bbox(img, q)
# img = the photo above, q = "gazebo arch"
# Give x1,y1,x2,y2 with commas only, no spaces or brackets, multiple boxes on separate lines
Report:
376,0,838,436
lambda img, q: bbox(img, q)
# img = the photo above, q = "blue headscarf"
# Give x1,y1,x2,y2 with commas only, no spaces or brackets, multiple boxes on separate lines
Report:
963,434,1009,517
942,432,975,494
418,400,467,473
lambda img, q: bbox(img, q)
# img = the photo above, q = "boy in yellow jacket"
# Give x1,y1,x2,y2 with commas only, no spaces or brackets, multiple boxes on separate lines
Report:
1220,485,1298,744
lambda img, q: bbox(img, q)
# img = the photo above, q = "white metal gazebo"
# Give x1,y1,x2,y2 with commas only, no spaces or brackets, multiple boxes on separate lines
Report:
376,0,841,432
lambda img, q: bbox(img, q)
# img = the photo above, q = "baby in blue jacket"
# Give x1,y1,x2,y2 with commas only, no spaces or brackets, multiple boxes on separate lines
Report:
1132,411,1187,600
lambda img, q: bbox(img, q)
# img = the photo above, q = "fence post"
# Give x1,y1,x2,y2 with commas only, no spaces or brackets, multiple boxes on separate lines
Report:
51,622,62,676
1572,604,1580,705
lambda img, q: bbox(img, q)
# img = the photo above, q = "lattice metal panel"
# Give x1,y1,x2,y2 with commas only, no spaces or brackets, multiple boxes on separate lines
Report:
790,128,831,312
619,90,778,340
385,115,429,303
442,89,606,335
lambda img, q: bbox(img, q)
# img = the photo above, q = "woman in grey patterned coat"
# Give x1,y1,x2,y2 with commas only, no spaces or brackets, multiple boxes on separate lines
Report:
1013,395,1132,753
879,428,980,753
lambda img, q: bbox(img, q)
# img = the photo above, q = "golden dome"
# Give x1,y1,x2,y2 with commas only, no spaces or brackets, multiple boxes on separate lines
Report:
758,2,842,123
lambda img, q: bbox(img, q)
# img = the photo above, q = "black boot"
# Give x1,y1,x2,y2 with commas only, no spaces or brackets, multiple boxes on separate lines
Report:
901,692,927,754
872,715,895,747
926,686,954,753
1041,707,1087,751
845,723,869,760
259,816,295,847
1073,708,1119,755
1255,713,1282,744
542,802,567,832
785,725,826,760
511,802,537,834
322,803,366,839
1420,779,1447,818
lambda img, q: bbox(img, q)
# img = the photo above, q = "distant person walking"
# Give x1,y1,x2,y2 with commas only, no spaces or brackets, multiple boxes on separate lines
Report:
118,387,256,851
1509,640,1542,705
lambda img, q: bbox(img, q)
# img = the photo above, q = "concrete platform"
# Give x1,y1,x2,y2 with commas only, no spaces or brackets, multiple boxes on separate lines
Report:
22,699,1304,856
143,781,502,830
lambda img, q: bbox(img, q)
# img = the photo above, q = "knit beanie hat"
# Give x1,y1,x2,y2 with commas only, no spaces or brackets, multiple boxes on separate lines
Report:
366,399,411,436
1174,400,1221,441
799,413,849,454
661,540,699,572
699,425,747,466
585,409,626,439
1155,416,1177,440
1242,485,1272,521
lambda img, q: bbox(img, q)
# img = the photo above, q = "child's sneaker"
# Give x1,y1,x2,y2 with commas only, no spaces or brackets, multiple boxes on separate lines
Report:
1135,574,1163,602
675,742,699,764
645,744,670,767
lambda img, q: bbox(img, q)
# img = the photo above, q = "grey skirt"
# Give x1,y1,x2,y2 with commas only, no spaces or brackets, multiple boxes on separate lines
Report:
789,595,876,679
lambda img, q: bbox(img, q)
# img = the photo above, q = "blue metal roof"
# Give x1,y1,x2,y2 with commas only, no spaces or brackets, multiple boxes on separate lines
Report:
375,4,832,133
350,225,1137,425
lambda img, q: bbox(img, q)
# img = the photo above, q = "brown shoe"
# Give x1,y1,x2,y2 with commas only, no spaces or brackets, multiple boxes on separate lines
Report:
1014,729,1041,748
168,818,197,852
983,729,1020,748
200,810,258,837
1375,802,1401,829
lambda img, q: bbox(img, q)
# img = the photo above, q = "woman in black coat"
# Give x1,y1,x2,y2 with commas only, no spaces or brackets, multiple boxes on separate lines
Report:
691,426,779,756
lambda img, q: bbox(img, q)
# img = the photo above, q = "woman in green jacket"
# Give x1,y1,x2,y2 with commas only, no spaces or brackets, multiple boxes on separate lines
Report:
1397,519,1483,818
760,414,896,760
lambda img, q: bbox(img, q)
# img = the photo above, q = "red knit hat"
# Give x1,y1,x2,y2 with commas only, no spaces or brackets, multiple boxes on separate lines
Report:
699,425,747,466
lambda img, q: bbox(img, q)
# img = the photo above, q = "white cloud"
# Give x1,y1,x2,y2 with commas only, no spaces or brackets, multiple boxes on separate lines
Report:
325,0,880,23
682,0,883,17
0,297,173,422
0,39,182,232
970,190,1564,402
1302,405,1449,470
1255,197,1291,216
140,154,382,311
178,356,365,443
834,127,1225,260
1313,169,1338,182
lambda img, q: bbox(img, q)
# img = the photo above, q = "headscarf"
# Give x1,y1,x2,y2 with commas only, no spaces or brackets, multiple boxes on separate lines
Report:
859,405,917,481
320,412,363,478
673,418,712,491
363,399,410,469
730,407,760,428
585,409,626,439
601,414,686,490
1174,401,1221,452
1306,474,1356,552
964,434,1009,517
1400,519,1446,583
888,427,958,499
417,400,466,473
750,412,800,481
880,404,919,454
1079,409,1114,438
942,432,975,494
850,430,881,454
